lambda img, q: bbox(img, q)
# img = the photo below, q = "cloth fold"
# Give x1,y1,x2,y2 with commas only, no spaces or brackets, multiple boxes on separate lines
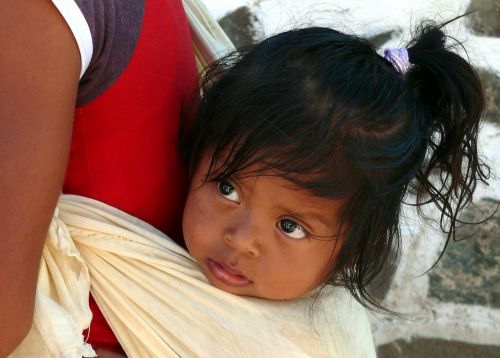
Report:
182,0,235,71
11,195,375,357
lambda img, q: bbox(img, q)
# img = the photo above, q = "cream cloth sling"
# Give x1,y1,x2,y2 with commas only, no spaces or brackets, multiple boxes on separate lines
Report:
11,195,375,357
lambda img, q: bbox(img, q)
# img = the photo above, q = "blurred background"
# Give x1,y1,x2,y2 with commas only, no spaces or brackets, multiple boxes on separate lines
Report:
200,1,500,357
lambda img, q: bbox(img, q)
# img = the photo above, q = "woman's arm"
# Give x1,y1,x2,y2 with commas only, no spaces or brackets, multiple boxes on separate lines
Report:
0,0,80,354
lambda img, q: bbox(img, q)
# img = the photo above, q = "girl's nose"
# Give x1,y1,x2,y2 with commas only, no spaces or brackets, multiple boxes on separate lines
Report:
223,219,261,258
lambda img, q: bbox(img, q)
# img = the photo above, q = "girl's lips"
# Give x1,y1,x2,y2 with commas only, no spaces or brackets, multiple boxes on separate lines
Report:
207,258,252,287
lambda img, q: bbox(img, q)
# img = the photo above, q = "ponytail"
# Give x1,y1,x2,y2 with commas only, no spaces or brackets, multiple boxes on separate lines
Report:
405,17,490,247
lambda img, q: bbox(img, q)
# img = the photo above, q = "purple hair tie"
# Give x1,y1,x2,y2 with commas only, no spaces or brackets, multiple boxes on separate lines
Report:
383,48,410,74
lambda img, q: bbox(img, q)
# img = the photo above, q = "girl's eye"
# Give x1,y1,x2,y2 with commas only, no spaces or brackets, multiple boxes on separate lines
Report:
217,179,240,203
279,219,308,240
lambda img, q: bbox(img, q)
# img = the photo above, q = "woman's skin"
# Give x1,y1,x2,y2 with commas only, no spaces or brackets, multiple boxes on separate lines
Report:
95,348,127,358
0,0,80,354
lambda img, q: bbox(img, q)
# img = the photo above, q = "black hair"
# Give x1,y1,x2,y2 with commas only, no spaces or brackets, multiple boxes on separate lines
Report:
180,16,490,311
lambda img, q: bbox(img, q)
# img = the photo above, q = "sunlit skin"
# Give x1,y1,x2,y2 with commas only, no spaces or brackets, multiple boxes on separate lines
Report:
182,155,345,300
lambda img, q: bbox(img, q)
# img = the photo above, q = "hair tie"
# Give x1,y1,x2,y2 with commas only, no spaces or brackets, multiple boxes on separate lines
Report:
383,48,410,74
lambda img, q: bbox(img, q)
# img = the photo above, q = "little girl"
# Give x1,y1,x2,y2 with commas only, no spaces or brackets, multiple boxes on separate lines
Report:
180,16,489,309
13,16,489,357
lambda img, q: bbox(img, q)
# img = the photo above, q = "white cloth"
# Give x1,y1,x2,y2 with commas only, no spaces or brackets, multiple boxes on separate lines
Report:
50,0,92,79
182,0,235,70
11,195,375,357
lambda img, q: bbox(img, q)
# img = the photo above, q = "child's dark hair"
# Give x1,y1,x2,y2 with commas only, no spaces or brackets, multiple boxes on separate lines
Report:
181,16,490,311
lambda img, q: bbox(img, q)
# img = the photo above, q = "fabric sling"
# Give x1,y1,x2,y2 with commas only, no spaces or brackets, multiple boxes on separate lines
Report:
11,195,375,357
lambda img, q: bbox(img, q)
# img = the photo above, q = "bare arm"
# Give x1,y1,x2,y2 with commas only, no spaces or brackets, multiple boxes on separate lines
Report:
0,0,80,354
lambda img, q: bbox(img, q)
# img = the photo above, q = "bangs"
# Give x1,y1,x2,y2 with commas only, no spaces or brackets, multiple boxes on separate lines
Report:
204,133,353,199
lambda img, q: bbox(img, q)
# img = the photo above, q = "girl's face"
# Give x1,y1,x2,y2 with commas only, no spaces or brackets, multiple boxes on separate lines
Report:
182,155,344,299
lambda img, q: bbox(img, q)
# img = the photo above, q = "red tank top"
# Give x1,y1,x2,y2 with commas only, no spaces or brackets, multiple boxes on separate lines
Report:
63,0,197,352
